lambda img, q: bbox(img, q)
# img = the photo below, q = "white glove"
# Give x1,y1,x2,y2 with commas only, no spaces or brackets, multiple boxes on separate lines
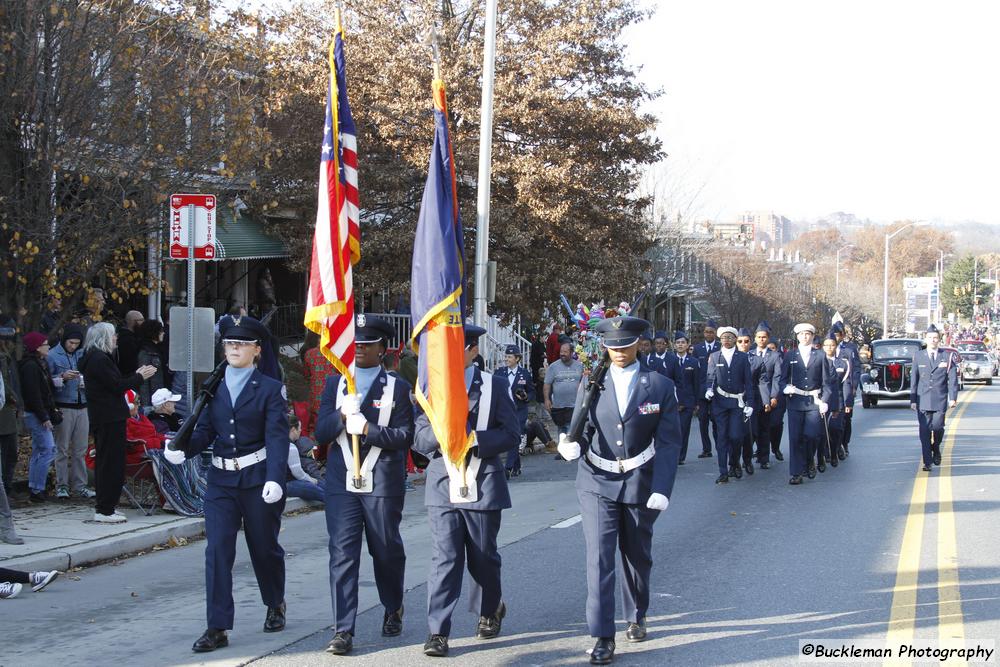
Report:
704,389,714,400
345,412,367,436
818,401,829,415
557,432,581,461
341,394,362,415
783,385,794,395
646,493,669,511
261,481,284,504
163,443,186,465
743,406,754,419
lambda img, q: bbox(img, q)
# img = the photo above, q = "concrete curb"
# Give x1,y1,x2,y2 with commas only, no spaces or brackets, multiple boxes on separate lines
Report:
2,498,315,573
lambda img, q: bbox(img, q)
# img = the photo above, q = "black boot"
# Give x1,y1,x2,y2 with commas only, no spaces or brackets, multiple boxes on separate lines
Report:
476,601,506,639
590,637,616,664
382,605,404,637
264,601,286,632
192,628,228,653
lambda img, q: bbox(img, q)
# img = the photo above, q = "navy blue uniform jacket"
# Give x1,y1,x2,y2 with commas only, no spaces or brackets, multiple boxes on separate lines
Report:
314,369,415,497
575,367,682,503
414,368,520,511
668,353,700,409
501,365,535,425
909,349,959,412
184,369,289,489
780,348,834,411
704,350,754,409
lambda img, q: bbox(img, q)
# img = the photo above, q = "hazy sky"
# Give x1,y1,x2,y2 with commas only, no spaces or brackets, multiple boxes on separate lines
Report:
624,1,1000,223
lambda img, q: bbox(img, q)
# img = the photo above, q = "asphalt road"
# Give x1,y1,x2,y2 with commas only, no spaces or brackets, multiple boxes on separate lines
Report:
6,385,999,667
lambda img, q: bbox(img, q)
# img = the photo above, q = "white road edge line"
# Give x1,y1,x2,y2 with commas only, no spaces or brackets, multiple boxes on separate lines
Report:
551,514,582,529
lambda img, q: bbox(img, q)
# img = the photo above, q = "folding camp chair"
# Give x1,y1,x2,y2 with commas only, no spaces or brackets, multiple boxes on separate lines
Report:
121,438,162,516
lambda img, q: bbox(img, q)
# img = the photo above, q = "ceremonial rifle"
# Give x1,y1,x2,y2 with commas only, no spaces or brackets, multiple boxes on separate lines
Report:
166,360,228,452
567,351,611,443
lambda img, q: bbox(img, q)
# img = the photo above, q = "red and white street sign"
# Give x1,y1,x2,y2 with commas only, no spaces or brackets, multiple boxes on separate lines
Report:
169,193,217,260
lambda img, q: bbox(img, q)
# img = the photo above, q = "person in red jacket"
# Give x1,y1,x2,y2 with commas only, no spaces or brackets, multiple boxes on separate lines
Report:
545,323,563,364
123,390,164,464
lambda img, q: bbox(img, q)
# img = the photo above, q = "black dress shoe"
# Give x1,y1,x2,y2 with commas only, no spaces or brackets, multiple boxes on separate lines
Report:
744,462,754,475
838,447,847,460
830,456,838,468
774,450,784,461
922,464,932,472
326,631,353,655
698,451,712,458
933,452,942,466
264,602,286,632
192,628,228,653
789,475,803,485
625,620,647,642
678,460,685,465
732,465,742,479
476,601,506,639
590,637,616,665
424,634,449,657
382,605,404,636
817,461,826,473
715,474,729,484
760,461,771,470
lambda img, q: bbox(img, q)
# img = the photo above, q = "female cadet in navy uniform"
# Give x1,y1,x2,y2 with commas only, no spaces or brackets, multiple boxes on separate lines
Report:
413,325,520,658
557,316,682,665
821,332,852,469
667,331,700,464
163,317,289,653
314,315,414,656
704,326,754,484
500,344,535,478
780,323,833,485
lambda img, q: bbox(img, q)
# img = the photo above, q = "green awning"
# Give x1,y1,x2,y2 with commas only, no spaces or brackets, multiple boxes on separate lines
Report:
690,299,721,322
211,208,289,261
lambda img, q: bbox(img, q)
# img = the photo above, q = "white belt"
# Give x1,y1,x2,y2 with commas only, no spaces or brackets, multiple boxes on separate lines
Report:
586,442,656,474
212,447,266,471
787,386,823,406
716,387,746,408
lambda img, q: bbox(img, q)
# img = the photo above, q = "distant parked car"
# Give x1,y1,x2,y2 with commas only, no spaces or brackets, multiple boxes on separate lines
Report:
860,338,923,408
960,351,994,386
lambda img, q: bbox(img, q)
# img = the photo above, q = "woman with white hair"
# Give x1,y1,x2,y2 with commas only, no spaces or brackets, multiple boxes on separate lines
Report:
78,322,156,523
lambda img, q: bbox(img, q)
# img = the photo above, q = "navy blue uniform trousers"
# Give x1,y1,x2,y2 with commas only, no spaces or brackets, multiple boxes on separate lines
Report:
204,483,285,629
787,409,822,477
916,409,946,466
325,492,406,634
426,506,502,636
714,407,744,476
578,490,658,638
753,408,772,464
769,403,786,457
677,408,694,463
697,399,716,453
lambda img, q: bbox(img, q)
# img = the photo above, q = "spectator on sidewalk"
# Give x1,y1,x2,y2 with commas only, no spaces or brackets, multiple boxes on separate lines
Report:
544,341,584,436
530,333,546,398
286,415,324,503
19,332,58,503
0,568,59,599
148,388,184,434
0,322,21,494
115,310,144,377
0,375,23,545
524,417,557,454
136,319,167,406
124,390,165,462
545,323,564,364
301,331,334,435
47,323,94,500
79,322,157,524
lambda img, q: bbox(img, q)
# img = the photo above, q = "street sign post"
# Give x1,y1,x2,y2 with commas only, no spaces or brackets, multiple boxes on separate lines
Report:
169,193,217,412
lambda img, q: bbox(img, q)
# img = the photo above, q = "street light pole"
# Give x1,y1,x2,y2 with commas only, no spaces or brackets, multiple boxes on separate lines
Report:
473,0,498,326
882,222,922,339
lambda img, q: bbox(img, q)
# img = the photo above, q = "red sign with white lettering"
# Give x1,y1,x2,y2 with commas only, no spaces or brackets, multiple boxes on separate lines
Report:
169,193,216,260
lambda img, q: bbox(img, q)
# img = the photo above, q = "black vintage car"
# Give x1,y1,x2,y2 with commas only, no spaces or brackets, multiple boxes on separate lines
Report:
860,338,924,408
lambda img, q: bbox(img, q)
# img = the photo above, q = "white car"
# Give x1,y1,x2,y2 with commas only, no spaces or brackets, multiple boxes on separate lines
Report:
961,352,993,386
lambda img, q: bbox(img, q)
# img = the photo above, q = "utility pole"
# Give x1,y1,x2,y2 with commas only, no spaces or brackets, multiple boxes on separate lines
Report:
472,0,498,326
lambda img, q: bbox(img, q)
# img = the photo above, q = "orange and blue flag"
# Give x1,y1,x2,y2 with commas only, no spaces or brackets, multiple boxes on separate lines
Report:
410,77,471,465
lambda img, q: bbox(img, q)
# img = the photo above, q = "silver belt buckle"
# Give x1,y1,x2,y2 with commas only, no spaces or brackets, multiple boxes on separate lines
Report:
232,457,240,471
616,457,625,473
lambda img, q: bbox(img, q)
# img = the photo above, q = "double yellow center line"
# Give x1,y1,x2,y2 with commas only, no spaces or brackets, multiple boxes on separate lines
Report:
886,386,980,653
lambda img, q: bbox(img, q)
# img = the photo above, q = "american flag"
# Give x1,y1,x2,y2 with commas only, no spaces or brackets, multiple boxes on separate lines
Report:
305,21,361,392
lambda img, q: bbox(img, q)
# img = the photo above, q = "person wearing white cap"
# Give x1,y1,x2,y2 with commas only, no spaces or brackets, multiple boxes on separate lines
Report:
780,323,834,485
703,327,754,483
149,388,184,433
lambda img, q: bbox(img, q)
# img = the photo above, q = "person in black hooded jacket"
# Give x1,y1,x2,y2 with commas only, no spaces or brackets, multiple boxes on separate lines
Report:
19,332,57,503
78,322,156,523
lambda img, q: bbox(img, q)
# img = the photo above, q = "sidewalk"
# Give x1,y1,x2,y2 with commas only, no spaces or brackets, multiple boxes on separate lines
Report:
0,497,317,574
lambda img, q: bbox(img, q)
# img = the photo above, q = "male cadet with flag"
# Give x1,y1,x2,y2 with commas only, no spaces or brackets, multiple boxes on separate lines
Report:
909,324,958,472
703,326,754,483
557,316,681,665
693,320,720,459
780,323,833,485
830,321,861,458
748,322,783,469
500,344,535,478
408,67,519,658
668,330,700,464
315,315,414,656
